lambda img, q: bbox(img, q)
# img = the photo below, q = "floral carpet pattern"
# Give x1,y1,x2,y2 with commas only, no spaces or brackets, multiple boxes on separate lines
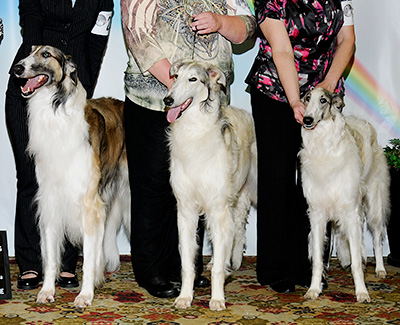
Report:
1,256,400,324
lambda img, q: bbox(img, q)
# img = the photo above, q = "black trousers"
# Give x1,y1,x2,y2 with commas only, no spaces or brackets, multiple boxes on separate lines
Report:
5,74,78,275
250,87,312,285
124,97,205,285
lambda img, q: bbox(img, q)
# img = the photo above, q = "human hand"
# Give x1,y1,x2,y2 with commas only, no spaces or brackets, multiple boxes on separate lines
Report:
315,79,336,93
190,12,222,35
290,100,305,124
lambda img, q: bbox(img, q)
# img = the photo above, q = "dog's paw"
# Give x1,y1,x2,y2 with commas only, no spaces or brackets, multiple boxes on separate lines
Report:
74,293,93,308
356,291,371,303
376,269,386,279
209,298,226,311
231,258,242,271
206,261,213,271
304,288,320,300
174,295,193,309
36,289,55,304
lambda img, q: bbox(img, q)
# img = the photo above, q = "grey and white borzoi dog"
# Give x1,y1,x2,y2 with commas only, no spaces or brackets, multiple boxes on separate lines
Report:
164,60,257,311
13,45,130,308
299,88,390,302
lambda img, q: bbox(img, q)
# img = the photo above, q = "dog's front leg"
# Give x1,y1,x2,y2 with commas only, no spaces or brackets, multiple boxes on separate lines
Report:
74,192,106,308
209,205,234,311
305,212,326,300
174,206,198,309
37,225,61,304
74,226,105,308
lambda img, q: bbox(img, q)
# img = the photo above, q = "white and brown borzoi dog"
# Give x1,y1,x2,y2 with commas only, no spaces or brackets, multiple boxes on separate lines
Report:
299,88,390,302
164,60,257,311
13,45,130,308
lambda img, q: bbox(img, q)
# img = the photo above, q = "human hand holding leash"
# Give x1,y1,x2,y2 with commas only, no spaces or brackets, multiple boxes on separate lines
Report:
190,12,222,34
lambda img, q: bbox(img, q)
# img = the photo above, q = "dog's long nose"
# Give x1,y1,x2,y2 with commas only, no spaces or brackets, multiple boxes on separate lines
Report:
303,116,314,126
13,64,25,76
163,96,174,107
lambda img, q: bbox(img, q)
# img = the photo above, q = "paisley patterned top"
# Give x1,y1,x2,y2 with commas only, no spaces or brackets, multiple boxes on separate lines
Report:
121,0,256,111
246,0,354,103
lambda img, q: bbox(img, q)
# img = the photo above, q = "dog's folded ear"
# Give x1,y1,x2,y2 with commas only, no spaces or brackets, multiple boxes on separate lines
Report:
332,94,345,113
65,56,78,86
207,67,227,94
31,45,39,53
170,60,186,78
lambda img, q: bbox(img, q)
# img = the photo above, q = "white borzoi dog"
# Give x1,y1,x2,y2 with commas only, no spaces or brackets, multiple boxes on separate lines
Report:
299,88,390,302
13,45,130,308
164,60,257,311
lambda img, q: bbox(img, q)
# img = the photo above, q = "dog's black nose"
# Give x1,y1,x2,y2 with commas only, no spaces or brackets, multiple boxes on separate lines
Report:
163,96,174,107
303,116,314,126
13,64,25,76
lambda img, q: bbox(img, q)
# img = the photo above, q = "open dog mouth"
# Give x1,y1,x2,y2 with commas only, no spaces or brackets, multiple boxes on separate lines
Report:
166,98,193,123
20,74,49,98
302,123,317,130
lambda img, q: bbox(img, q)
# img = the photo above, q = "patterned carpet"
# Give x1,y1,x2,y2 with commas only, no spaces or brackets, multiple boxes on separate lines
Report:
1,256,400,324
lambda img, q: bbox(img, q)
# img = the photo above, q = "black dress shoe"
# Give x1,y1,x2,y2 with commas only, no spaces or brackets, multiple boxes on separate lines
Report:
141,276,179,298
57,273,79,288
269,279,295,293
194,275,210,288
17,271,42,290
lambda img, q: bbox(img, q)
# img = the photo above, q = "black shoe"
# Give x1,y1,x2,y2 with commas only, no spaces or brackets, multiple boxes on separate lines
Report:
388,254,400,268
141,276,179,298
269,279,295,293
57,273,79,288
194,275,210,288
169,273,210,288
17,271,42,290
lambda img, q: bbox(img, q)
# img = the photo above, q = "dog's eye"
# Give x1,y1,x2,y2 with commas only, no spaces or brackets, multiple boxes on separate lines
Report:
305,95,311,102
42,51,52,58
320,98,327,104
189,77,197,82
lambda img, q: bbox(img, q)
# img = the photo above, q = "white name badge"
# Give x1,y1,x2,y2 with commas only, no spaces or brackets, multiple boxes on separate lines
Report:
91,11,113,36
341,1,354,26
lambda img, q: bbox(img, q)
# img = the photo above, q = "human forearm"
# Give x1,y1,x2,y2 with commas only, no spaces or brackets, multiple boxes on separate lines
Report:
147,58,174,90
273,51,305,123
191,13,254,44
317,26,355,91
259,18,304,122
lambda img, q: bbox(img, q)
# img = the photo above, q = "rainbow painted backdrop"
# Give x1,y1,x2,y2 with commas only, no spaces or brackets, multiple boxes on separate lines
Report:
346,60,400,139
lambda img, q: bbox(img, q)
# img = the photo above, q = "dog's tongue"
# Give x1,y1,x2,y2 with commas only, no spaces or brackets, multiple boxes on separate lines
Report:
22,75,47,94
166,98,193,123
167,106,182,123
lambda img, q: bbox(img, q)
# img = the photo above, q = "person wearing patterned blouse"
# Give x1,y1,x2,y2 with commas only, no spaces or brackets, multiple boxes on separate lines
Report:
121,0,256,298
246,0,355,293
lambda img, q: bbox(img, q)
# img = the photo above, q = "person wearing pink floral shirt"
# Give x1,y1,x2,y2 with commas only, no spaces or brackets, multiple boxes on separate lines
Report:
246,0,355,293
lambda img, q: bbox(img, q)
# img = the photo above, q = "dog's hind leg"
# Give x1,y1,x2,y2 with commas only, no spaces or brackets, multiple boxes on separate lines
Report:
104,178,131,272
174,205,199,309
345,214,370,302
231,192,250,270
208,205,234,311
103,199,122,273
305,211,326,300
365,180,389,279
37,221,63,304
